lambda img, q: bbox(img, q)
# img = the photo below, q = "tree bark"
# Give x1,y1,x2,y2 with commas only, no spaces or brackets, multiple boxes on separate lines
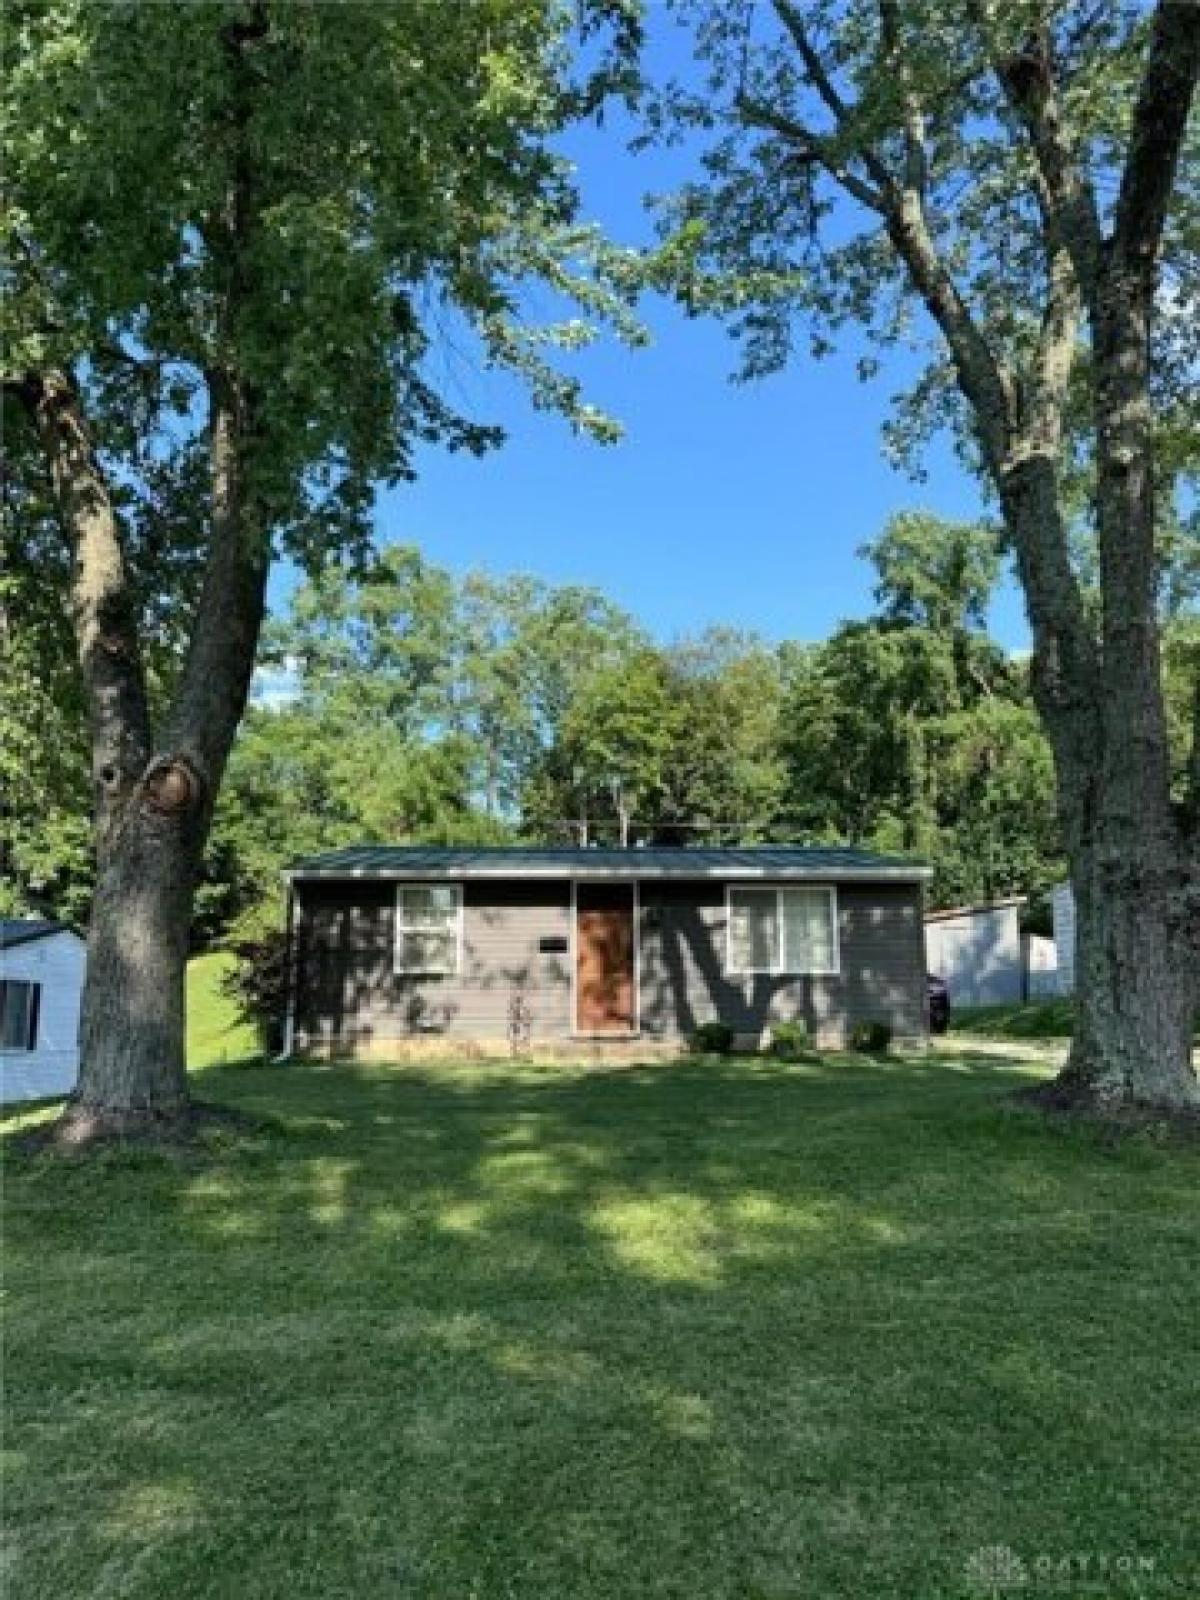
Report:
24,336,268,1139
1000,455,1197,1112
23,11,273,1141
1063,845,1196,1110
23,372,197,1134
893,2,1200,1113
747,0,1200,1111
66,759,205,1132
1057,1,1200,1112
27,370,151,841
61,365,267,1136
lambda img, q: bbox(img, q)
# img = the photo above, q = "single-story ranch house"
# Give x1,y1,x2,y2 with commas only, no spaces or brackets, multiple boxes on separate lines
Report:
284,845,932,1056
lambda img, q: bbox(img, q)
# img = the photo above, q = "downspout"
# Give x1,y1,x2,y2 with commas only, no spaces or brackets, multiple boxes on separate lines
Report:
275,875,297,1061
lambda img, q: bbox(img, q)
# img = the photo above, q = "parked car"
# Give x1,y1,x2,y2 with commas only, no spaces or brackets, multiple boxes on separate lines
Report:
927,974,950,1034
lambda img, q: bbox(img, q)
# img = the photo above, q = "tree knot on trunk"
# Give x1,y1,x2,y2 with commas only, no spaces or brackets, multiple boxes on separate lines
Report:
140,754,204,818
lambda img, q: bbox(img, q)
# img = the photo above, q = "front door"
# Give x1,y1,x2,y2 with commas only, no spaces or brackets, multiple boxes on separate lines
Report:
575,883,636,1034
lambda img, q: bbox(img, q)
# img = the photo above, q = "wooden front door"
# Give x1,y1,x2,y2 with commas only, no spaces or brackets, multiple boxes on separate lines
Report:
575,883,636,1033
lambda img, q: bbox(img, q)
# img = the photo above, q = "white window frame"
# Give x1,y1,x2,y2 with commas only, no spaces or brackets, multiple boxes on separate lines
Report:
724,885,840,977
393,883,464,977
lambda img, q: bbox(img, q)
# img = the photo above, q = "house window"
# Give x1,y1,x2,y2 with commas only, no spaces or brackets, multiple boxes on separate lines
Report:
0,980,41,1051
727,887,839,975
394,884,462,976
728,889,780,972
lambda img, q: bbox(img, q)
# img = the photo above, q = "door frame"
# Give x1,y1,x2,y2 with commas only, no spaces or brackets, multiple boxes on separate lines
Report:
570,878,641,1037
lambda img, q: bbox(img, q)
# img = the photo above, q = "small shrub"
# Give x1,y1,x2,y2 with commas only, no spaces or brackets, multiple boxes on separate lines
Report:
221,929,290,1055
769,1020,811,1059
690,1021,735,1055
849,1019,893,1054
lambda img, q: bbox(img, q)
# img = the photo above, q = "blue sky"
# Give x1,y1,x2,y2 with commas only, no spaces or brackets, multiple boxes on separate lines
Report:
272,26,1033,654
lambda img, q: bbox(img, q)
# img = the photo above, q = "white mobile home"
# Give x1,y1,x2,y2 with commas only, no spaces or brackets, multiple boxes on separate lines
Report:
0,921,85,1104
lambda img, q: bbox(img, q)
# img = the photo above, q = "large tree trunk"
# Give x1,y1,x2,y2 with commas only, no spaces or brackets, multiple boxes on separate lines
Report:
65,761,206,1135
1000,451,1197,1114
1061,843,1197,1112
984,1,1200,1115
22,12,272,1143
1059,85,1199,1112
738,0,1199,1113
30,360,266,1140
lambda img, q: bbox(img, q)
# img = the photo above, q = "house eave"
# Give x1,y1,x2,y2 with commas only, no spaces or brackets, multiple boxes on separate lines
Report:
0,922,79,953
285,863,934,885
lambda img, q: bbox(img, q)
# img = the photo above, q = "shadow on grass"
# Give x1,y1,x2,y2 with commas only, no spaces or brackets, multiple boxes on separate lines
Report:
0,1047,1150,1278
5,1050,1199,1599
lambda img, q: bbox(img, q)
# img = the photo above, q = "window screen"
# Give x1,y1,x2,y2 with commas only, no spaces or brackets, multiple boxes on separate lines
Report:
394,885,461,975
781,889,837,972
728,889,780,972
727,888,838,975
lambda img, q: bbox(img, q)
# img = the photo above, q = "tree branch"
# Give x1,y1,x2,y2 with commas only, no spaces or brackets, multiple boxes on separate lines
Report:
1112,0,1200,275
163,3,271,797
770,0,897,197
736,93,888,213
983,14,1104,302
878,0,927,197
743,2,1087,743
21,369,152,832
1026,237,1083,448
771,0,850,123
163,366,269,790
871,7,1014,471
865,3,1019,468
742,11,1019,475
874,7,1096,763
884,197,1017,478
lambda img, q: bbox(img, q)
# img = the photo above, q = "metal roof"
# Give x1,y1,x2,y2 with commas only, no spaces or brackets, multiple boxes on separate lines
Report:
0,919,71,952
288,844,932,883
924,896,1027,923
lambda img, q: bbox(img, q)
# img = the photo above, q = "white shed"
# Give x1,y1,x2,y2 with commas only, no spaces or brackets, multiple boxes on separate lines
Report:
924,898,1034,1008
0,921,85,1104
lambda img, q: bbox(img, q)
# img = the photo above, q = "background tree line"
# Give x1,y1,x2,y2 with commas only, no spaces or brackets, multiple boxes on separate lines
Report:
4,0,1196,1124
14,505,1192,946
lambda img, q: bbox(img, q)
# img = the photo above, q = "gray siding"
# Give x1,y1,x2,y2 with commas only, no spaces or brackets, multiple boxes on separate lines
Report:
293,877,927,1050
295,879,571,1048
638,882,926,1045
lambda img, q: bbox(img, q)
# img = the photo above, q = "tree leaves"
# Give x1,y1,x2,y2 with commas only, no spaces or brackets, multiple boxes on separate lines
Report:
4,0,644,572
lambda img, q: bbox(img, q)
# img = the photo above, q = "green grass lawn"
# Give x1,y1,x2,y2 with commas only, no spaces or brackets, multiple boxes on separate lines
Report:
948,997,1078,1040
949,998,1200,1045
4,1048,1198,1600
185,950,262,1068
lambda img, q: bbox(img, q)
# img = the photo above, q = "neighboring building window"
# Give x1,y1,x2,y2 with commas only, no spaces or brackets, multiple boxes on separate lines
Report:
394,884,462,975
0,980,41,1051
727,887,839,975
